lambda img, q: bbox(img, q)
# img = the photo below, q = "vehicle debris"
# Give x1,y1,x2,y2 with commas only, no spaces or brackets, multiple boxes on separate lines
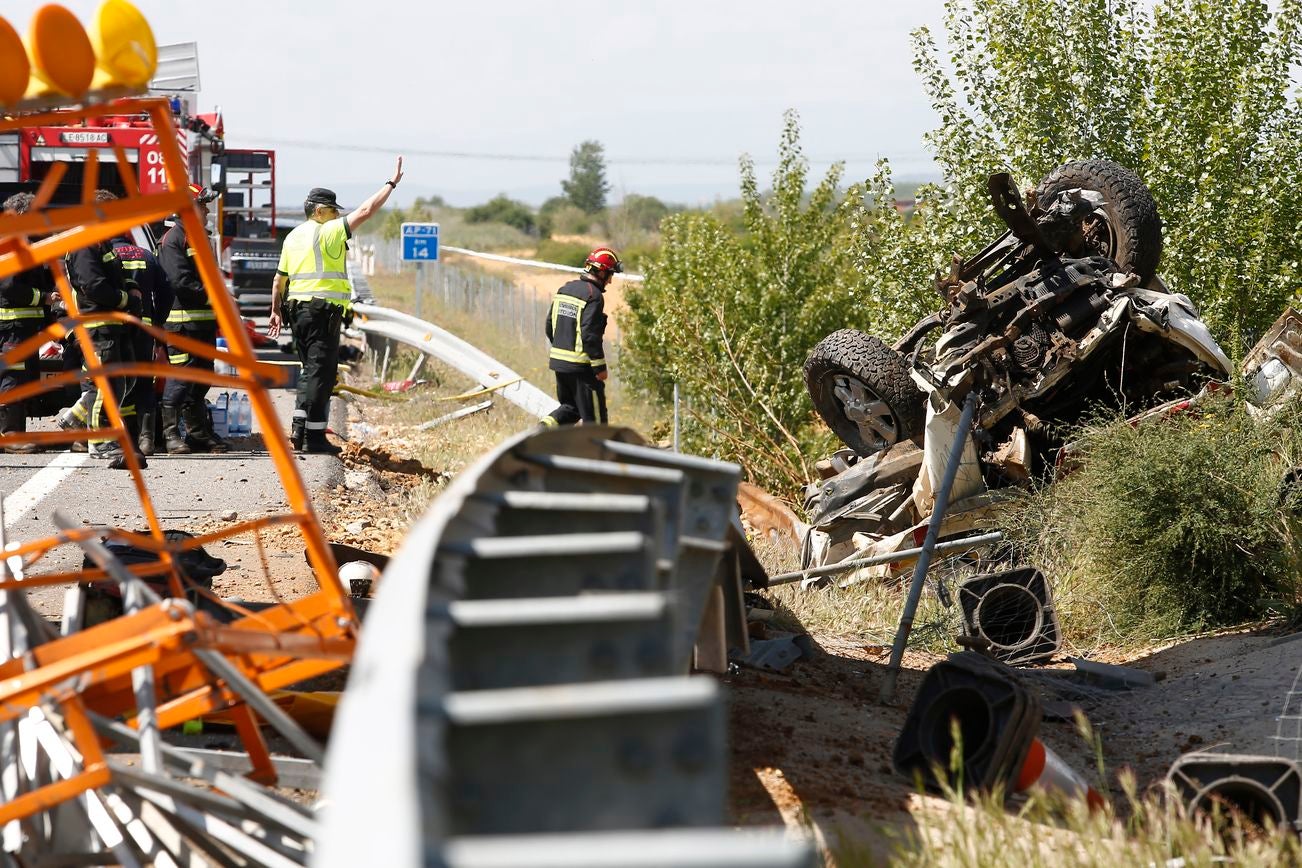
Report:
417,398,493,430
1069,657,1158,690
732,633,812,673
801,160,1231,578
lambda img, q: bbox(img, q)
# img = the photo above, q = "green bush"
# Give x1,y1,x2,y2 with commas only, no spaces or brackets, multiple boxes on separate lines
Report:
1008,396,1302,643
464,195,536,235
534,239,591,269
539,202,593,238
621,111,869,494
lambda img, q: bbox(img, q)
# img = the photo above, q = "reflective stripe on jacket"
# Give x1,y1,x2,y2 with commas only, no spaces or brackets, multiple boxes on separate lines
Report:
545,278,607,374
278,217,352,309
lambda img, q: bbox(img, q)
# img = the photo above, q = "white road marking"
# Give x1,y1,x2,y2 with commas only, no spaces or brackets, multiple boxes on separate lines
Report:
2,453,91,526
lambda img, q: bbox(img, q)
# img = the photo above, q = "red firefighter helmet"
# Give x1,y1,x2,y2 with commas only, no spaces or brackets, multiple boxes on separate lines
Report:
187,183,218,204
584,247,622,276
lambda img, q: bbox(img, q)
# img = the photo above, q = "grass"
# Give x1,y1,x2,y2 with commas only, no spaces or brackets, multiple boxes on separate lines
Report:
877,779,1302,867
368,268,664,438
828,715,1302,866
350,266,668,524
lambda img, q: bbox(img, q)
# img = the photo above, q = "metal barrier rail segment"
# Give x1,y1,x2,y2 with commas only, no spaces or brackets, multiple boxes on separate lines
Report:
352,302,556,418
319,424,813,867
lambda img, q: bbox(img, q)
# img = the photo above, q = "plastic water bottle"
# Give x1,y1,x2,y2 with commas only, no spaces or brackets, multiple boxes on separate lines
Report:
214,337,231,376
238,393,252,436
212,392,229,438
227,393,244,436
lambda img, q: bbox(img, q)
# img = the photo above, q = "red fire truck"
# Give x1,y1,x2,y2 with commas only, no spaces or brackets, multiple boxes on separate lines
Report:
0,43,279,288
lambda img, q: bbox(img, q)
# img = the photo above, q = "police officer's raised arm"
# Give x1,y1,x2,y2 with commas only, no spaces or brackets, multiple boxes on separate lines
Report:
345,156,404,233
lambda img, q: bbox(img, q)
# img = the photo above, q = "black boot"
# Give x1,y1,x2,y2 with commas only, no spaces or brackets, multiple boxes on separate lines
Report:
162,405,191,454
108,416,147,470
304,431,342,455
0,407,36,454
290,419,305,452
183,403,230,454
138,409,157,456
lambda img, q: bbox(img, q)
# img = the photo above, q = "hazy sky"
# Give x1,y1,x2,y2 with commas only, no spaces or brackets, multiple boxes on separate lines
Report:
42,0,950,206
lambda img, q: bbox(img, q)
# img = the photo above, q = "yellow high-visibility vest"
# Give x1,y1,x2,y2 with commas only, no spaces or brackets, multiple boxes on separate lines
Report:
278,217,352,309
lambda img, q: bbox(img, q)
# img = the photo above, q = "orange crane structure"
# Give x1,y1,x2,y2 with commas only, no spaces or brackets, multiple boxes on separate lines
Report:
0,3,355,861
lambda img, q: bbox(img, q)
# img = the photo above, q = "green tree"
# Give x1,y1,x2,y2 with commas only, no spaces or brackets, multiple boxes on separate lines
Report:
561,140,611,214
866,0,1302,347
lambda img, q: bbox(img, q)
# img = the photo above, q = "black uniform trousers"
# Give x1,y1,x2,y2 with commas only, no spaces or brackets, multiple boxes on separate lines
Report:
550,370,608,425
83,324,136,443
287,299,345,434
162,323,216,410
133,327,158,419
0,323,40,424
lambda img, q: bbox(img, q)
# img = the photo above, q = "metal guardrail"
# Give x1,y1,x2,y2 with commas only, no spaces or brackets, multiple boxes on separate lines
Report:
351,302,555,419
318,425,812,867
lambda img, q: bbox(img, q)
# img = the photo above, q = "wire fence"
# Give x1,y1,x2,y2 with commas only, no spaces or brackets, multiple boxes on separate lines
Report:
354,237,626,381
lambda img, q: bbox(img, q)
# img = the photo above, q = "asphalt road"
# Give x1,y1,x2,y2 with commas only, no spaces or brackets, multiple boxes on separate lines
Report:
0,332,345,620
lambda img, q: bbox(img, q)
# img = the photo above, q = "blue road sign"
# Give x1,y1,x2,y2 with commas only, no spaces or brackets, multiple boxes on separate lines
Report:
401,222,440,261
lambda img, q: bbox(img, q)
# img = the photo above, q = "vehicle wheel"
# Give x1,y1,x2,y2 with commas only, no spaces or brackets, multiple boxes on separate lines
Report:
804,329,926,456
1035,159,1163,284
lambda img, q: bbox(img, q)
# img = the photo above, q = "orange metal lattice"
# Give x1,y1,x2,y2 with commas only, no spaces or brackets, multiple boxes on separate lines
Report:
0,98,355,819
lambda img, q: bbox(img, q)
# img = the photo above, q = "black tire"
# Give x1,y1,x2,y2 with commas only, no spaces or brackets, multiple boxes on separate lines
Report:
804,329,926,456
1034,159,1163,284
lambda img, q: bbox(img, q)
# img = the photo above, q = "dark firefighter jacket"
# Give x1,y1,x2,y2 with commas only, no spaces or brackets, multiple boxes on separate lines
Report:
0,262,52,331
158,224,215,330
545,277,607,375
66,242,138,317
111,239,173,327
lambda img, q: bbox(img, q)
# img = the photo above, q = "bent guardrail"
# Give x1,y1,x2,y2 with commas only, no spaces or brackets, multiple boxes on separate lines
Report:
351,302,555,419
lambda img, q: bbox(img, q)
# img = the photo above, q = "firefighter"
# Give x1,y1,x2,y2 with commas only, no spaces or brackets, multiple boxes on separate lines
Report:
159,184,227,455
268,157,404,453
100,192,174,455
65,216,144,470
0,193,54,454
540,247,620,427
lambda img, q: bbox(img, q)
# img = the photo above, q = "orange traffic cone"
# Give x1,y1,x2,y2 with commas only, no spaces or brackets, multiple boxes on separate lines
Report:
1014,737,1107,811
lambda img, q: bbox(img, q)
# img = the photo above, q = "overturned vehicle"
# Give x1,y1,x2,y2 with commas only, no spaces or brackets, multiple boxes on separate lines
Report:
800,160,1236,575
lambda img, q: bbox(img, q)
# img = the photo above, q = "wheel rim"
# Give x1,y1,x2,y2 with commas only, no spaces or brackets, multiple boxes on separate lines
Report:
831,374,899,452
1079,212,1116,261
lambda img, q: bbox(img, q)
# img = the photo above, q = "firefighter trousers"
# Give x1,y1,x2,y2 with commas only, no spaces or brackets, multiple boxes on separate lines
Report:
133,327,158,418
546,370,608,426
83,324,136,444
287,299,345,436
162,323,215,411
0,324,39,431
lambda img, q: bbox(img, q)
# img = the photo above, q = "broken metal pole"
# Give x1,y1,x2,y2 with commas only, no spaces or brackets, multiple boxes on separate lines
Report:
767,531,1004,587
191,649,326,766
416,400,492,431
51,510,164,776
879,391,980,704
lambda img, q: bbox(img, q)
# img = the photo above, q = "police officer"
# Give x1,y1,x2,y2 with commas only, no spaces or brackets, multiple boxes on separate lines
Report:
269,157,403,453
65,218,143,470
0,193,54,453
541,246,620,427
159,184,226,455
98,192,174,456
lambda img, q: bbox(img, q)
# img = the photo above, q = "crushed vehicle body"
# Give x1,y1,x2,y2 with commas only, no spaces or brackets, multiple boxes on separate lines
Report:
801,161,1232,574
